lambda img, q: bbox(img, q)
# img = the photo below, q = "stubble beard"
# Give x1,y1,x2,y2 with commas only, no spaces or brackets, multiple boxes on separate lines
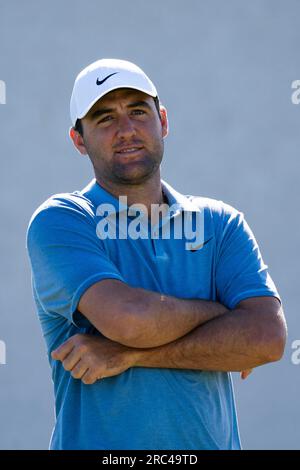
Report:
90,141,164,187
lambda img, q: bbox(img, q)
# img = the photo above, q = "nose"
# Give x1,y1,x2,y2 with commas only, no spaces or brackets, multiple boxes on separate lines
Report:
116,114,136,139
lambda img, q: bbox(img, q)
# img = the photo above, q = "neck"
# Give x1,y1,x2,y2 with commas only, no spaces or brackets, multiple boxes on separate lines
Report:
95,170,165,214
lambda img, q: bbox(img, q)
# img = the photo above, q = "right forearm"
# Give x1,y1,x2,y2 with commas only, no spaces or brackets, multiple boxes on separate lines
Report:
123,288,229,348
78,279,228,350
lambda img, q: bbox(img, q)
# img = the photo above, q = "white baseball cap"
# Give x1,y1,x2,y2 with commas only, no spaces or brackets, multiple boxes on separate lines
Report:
70,58,158,126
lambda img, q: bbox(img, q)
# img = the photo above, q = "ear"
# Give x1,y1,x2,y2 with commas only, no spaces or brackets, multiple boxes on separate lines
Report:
69,127,88,155
159,106,169,138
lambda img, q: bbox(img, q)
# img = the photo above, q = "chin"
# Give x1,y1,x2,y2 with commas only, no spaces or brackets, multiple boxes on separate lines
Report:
113,161,159,185
116,171,155,185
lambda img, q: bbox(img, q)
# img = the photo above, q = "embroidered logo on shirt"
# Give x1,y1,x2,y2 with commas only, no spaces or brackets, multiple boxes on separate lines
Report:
187,236,213,252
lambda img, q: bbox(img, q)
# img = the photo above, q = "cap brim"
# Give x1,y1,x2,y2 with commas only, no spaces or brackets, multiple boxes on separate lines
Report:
77,85,158,121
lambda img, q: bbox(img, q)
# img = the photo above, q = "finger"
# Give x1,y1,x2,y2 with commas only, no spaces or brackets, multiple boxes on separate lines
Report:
244,369,253,379
62,348,83,372
70,360,89,380
241,369,253,380
51,339,74,362
81,369,98,385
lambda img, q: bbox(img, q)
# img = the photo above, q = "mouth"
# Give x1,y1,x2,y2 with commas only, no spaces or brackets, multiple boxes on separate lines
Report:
115,146,144,157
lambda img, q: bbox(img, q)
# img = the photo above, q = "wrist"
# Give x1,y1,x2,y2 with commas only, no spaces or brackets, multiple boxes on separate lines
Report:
125,346,146,368
129,347,152,368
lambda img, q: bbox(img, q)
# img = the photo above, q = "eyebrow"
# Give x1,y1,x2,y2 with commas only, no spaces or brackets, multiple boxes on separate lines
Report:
89,100,152,120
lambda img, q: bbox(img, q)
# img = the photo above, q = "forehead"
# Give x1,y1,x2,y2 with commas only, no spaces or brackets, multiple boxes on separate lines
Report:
88,88,153,113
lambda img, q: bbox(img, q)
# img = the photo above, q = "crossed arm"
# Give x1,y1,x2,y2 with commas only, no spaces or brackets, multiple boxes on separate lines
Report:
51,279,287,384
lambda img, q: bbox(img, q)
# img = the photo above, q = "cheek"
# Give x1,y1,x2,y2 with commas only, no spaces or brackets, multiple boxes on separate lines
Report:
88,130,112,152
141,121,163,141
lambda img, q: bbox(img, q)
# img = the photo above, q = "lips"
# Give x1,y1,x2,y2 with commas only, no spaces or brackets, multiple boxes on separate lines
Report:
115,146,143,161
115,146,144,155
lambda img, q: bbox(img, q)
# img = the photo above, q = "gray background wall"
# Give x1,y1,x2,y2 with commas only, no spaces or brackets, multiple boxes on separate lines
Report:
0,0,299,449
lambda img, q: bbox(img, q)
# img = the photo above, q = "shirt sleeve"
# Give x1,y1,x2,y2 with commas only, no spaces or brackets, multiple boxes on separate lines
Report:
215,203,281,310
26,196,126,327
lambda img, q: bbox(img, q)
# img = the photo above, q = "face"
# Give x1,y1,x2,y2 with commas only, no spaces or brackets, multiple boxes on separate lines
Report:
70,88,168,187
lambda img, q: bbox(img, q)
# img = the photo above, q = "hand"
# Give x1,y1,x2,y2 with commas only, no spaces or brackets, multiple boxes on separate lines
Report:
240,369,253,380
51,334,139,385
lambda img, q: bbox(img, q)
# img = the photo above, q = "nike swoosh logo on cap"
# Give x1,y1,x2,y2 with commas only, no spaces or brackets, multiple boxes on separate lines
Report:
96,72,118,86
188,236,213,252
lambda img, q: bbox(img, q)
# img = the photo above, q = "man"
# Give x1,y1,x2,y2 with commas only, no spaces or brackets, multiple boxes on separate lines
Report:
27,58,287,450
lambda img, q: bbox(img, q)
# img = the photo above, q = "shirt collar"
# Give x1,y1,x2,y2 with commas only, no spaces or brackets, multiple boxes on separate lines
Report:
161,180,200,214
80,178,200,215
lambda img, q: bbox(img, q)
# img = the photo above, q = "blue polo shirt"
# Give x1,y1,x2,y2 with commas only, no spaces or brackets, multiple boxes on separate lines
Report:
26,178,280,450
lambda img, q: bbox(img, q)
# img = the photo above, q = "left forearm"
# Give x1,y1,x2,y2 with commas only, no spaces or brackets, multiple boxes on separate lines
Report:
53,299,286,383
133,307,286,372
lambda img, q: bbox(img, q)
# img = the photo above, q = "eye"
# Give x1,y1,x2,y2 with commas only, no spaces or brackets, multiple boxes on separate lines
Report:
98,115,113,124
132,109,146,115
